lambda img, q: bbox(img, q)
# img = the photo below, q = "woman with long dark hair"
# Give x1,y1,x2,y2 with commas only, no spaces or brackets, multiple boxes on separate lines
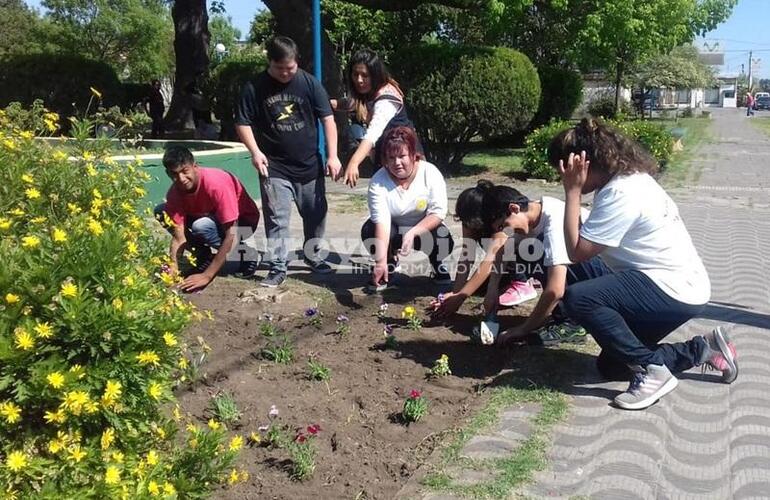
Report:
340,49,419,187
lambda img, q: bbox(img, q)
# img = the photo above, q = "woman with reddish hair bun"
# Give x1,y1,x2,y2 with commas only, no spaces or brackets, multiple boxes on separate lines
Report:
361,126,453,292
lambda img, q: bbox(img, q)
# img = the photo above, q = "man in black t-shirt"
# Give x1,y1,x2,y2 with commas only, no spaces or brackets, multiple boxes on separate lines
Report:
235,36,342,287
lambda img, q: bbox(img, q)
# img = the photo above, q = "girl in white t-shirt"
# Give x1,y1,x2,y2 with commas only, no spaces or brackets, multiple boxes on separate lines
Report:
551,118,737,410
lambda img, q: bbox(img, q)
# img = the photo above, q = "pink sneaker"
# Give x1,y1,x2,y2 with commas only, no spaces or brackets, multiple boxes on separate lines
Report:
702,327,738,383
498,279,538,307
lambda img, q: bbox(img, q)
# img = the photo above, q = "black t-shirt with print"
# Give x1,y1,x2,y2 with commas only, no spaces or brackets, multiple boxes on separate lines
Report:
235,69,332,183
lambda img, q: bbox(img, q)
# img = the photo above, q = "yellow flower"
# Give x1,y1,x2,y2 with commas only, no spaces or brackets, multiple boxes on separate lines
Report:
67,445,87,463
111,451,124,463
30,216,47,224
172,405,182,421
112,298,123,310
162,332,177,347
44,409,67,424
52,228,68,243
1,401,22,424
53,150,68,161
146,450,158,466
25,187,41,200
401,306,416,319
147,481,160,496
35,321,54,339
45,119,57,132
48,438,65,454
60,282,78,298
185,423,198,434
85,400,100,414
126,241,138,256
21,173,34,184
46,371,65,389
67,202,81,215
82,151,94,161
87,218,104,236
229,435,243,451
3,139,17,150
105,465,121,485
101,428,115,450
128,215,143,229
20,131,34,140
207,419,221,431
134,187,146,198
103,380,122,403
6,451,27,472
14,328,35,350
10,207,24,217
21,235,41,249
90,87,103,99
5,293,20,304
248,432,261,445
148,382,163,400
162,482,175,495
69,364,86,379
159,272,176,286
122,275,135,287
228,469,239,484
0,217,11,230
61,390,91,415
178,357,189,370
136,351,160,366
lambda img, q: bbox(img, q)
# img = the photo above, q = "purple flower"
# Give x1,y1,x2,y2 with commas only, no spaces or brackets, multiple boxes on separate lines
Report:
304,307,318,317
383,324,394,335
336,314,349,323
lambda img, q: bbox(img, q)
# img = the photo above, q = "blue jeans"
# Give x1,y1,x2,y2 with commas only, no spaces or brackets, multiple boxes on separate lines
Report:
562,261,708,373
260,175,327,273
154,204,257,254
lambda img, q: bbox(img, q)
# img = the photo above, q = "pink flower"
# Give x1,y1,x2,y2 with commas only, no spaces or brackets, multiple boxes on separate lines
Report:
294,433,307,443
409,389,422,399
307,424,321,435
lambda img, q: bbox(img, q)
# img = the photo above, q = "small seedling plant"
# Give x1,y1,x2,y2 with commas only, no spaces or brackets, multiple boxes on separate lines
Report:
402,305,422,331
307,357,331,381
304,307,323,329
288,424,321,481
402,389,428,423
261,336,294,364
429,354,452,378
335,314,350,336
208,392,242,426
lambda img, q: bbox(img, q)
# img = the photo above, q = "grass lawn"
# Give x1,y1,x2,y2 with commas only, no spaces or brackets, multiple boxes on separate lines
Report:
453,147,526,178
656,116,713,187
748,115,770,137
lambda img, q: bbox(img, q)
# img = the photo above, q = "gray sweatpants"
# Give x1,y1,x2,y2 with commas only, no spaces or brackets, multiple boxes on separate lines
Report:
260,175,327,272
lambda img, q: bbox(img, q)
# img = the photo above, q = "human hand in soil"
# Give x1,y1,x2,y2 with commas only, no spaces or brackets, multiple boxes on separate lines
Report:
179,272,212,293
372,261,388,286
558,151,589,194
430,292,465,318
496,326,527,346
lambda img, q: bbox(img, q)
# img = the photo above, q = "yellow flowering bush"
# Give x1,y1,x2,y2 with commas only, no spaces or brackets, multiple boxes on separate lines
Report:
0,106,237,497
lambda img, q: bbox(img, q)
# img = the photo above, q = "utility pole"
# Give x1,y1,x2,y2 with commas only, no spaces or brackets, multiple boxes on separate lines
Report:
748,50,753,90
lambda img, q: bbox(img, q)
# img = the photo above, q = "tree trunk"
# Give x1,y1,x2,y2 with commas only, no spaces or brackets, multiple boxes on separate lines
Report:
166,0,210,132
614,55,624,117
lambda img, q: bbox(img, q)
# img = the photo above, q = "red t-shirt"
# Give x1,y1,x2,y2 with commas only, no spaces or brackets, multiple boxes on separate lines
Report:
164,167,259,227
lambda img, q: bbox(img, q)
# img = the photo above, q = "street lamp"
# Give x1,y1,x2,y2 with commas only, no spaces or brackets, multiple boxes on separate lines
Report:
214,43,227,62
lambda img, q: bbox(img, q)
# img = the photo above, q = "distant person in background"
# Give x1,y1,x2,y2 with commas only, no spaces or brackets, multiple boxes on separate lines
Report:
746,92,755,117
146,79,165,139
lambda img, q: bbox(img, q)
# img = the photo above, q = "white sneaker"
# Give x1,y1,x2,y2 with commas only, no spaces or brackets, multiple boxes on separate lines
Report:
614,364,678,410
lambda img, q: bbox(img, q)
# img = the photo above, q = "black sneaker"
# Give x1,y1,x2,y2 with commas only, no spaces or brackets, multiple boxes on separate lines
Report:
431,263,452,285
237,259,260,278
261,270,286,288
303,257,332,274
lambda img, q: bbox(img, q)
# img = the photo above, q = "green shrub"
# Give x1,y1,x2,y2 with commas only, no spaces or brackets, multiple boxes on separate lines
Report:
522,118,674,181
587,94,632,119
0,105,238,497
610,119,674,166
204,50,267,141
522,119,573,181
532,66,583,127
394,44,540,169
0,53,122,131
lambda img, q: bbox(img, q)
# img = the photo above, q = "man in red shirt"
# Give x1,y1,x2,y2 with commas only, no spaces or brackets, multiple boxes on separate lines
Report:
156,146,260,292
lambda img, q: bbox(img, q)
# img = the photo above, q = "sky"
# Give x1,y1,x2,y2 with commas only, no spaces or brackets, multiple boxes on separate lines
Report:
23,0,770,78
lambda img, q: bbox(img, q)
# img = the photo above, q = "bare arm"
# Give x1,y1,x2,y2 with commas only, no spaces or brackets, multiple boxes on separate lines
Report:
321,115,342,180
169,223,187,275
235,124,269,177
